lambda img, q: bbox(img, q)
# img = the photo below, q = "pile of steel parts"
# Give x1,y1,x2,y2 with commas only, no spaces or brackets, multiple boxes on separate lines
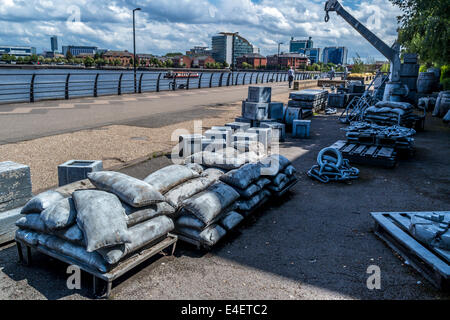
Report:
342,121,416,157
307,147,359,183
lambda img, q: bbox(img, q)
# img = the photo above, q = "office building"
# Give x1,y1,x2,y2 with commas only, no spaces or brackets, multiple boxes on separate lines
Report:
51,36,58,53
62,45,98,57
289,37,313,52
0,46,36,57
211,32,254,67
297,48,321,64
267,53,309,69
322,46,348,65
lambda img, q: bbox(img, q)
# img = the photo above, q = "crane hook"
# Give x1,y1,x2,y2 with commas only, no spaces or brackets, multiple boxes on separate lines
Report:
325,11,330,22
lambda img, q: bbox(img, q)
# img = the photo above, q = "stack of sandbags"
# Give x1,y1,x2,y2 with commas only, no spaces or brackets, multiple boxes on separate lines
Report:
185,147,261,171
260,154,298,195
219,163,272,217
363,101,415,127
175,182,241,247
16,171,176,272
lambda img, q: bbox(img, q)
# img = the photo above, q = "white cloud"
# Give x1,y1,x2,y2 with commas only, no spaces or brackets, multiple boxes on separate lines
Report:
0,0,402,61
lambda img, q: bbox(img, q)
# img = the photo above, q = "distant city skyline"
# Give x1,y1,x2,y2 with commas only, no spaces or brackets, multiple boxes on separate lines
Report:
0,0,400,62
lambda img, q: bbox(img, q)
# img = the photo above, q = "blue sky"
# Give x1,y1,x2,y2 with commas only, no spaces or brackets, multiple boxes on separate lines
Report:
0,0,402,62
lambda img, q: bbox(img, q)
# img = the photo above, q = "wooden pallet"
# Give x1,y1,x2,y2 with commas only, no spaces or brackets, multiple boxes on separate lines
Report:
371,212,450,290
16,233,178,298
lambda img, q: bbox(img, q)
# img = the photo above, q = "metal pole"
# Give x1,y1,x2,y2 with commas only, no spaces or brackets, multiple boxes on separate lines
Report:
133,8,141,93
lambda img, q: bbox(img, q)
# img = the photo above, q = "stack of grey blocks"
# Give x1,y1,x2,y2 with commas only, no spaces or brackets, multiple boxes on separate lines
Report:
0,161,33,244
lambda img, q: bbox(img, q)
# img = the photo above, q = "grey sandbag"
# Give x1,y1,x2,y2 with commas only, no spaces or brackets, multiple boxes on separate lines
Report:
272,173,288,186
234,184,261,199
21,190,65,214
37,233,110,273
202,168,226,180
73,190,130,252
16,213,47,233
40,197,77,231
284,165,297,176
164,175,218,209
220,211,244,231
267,175,296,192
177,224,227,247
236,190,271,212
144,165,199,194
255,178,271,189
98,216,174,265
176,214,206,231
409,214,450,250
181,182,240,226
88,171,165,207
15,229,40,246
122,201,175,227
219,163,261,189
259,154,291,177
185,163,204,174
53,224,85,246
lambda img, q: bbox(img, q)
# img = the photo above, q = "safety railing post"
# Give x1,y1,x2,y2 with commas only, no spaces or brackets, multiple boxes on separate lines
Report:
186,73,191,90
65,74,71,100
209,73,214,88
198,73,203,89
255,72,259,84
138,73,144,93
94,73,100,97
118,73,123,95
219,72,224,87
226,73,231,86
30,74,36,103
242,73,246,85
235,73,240,86
250,73,254,84
173,73,177,90
156,73,162,92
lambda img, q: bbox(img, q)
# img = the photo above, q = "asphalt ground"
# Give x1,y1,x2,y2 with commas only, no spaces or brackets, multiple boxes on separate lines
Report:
0,111,449,300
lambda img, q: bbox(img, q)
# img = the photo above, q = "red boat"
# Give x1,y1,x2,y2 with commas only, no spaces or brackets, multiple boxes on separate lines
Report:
164,71,199,79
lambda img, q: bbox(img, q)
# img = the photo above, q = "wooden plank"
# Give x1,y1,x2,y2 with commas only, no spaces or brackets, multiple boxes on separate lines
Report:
371,212,450,282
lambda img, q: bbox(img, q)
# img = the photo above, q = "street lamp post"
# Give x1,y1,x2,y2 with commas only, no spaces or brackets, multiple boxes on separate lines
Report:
277,42,283,72
133,7,141,93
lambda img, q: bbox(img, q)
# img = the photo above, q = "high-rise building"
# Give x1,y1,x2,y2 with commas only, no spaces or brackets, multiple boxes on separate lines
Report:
297,48,321,64
289,37,313,53
322,46,348,65
186,46,212,57
211,32,254,67
50,36,58,53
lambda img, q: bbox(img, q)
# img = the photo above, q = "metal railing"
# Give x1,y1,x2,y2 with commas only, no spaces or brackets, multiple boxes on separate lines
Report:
0,70,324,104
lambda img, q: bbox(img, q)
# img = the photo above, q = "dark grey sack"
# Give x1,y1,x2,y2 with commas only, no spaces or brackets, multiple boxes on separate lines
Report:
219,163,261,189
88,171,165,208
255,178,271,189
177,224,227,247
181,182,240,226
98,216,174,265
144,165,199,194
176,214,206,231
236,190,271,213
73,190,130,252
284,165,297,176
259,154,291,177
185,163,204,175
164,176,218,209
272,173,288,186
122,202,175,227
38,233,110,273
21,190,65,214
220,211,244,231
234,184,261,199
53,224,85,246
40,197,77,231
16,213,47,233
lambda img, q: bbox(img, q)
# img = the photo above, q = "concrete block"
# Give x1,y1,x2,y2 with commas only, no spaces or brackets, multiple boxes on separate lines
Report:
204,129,231,146
260,122,286,142
0,161,32,212
248,86,272,103
242,101,269,120
58,160,103,187
0,207,22,245
268,102,284,121
233,140,266,154
225,122,251,133
179,134,204,158
247,128,272,149
235,117,252,124
293,120,311,138
232,132,258,144
202,139,227,152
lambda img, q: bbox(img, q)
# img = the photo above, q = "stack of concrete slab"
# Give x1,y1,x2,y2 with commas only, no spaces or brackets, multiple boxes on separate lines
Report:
0,161,33,244
287,89,329,119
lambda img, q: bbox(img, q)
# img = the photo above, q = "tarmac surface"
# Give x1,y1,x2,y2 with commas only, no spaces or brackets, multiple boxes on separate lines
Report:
0,109,449,300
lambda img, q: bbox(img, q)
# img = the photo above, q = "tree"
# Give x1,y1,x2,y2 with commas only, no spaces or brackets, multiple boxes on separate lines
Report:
351,53,366,73
165,52,183,57
165,59,174,68
66,50,73,60
389,0,449,66
222,61,229,68
83,56,95,67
